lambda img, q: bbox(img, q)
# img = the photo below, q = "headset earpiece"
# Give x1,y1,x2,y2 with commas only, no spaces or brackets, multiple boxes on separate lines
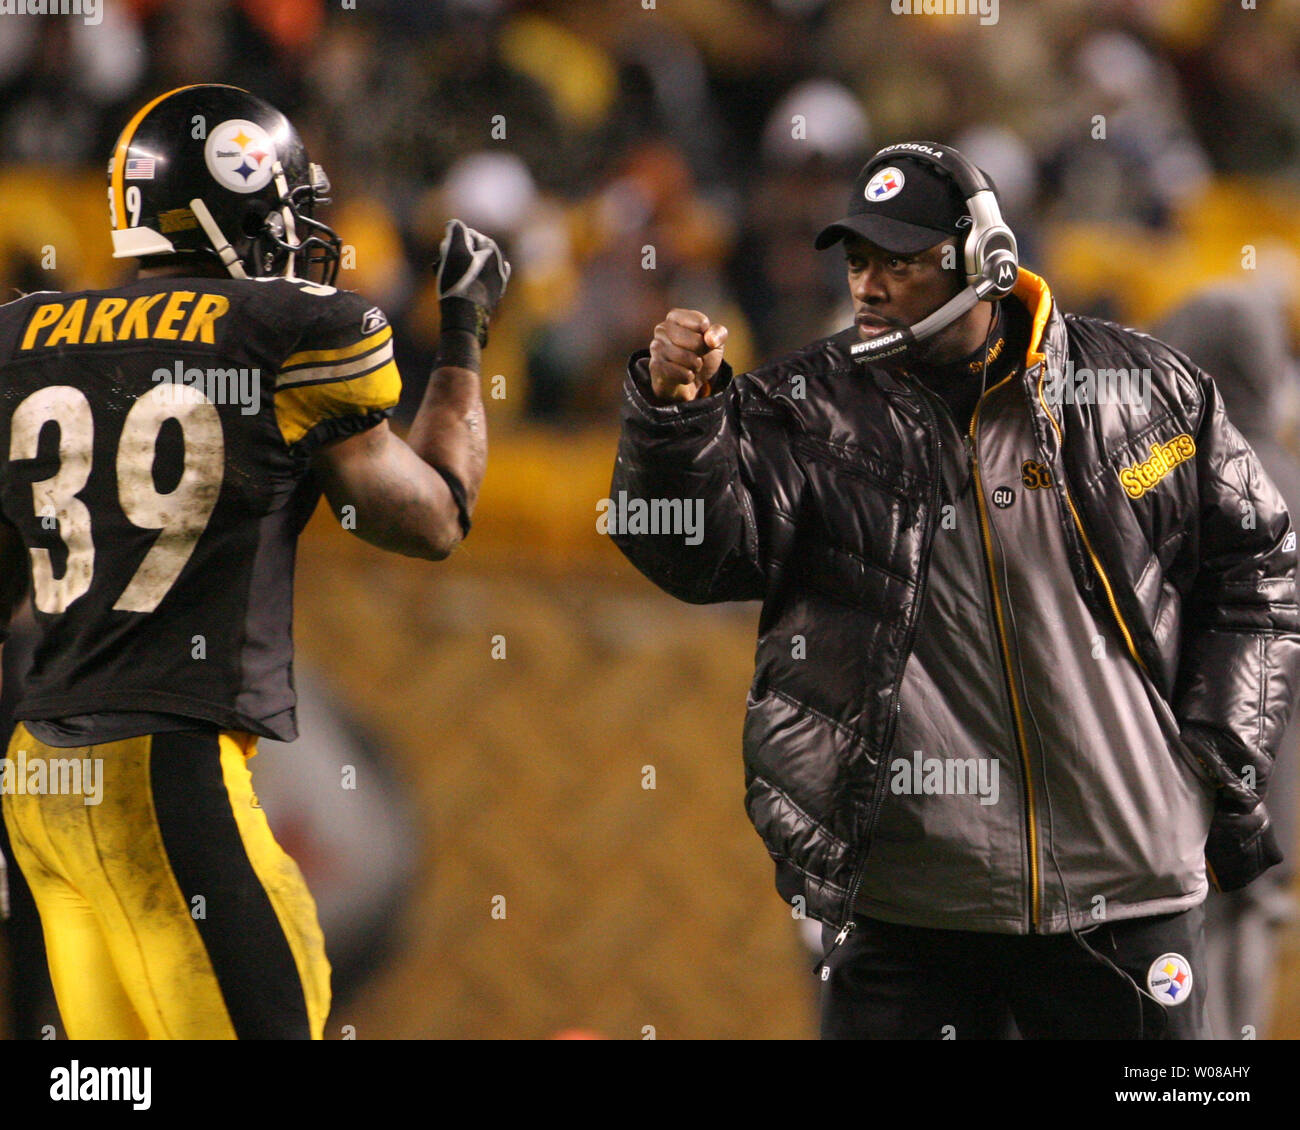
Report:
959,183,1018,296
981,247,1020,298
863,142,1019,297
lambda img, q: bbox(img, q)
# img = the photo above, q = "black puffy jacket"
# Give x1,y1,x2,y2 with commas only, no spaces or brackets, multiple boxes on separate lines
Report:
610,270,1300,935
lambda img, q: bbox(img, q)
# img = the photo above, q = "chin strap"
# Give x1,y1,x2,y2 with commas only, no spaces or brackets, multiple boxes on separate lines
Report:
269,161,298,280
190,197,249,280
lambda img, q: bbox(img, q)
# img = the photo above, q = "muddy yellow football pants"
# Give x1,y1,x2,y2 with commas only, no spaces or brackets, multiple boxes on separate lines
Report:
2,723,330,1039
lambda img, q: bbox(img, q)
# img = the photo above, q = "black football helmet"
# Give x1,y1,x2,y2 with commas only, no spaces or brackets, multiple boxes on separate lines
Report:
108,84,342,284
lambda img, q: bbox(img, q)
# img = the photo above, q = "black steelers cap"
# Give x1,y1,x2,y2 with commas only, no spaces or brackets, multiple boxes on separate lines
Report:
815,154,975,254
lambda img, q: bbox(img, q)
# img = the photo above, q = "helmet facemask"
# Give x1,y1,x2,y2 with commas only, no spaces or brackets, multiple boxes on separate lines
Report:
245,162,343,286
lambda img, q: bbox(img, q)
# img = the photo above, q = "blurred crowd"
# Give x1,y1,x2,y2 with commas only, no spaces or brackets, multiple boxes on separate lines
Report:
2,0,1300,425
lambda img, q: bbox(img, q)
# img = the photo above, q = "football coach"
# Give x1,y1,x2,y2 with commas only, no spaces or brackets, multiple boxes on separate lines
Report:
608,140,1300,1039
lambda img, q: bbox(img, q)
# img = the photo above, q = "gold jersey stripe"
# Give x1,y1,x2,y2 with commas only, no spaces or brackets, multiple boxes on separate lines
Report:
280,325,391,371
275,340,394,390
275,359,401,446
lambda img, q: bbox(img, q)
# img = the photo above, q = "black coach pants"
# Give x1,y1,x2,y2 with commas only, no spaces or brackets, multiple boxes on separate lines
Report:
820,906,1211,1039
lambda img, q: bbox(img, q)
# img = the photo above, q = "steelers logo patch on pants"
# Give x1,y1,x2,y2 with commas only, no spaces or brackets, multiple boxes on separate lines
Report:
1146,952,1193,1006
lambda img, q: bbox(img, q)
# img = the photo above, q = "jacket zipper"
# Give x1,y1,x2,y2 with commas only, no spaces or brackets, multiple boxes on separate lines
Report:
967,376,1042,931
815,378,943,976
1033,367,1148,676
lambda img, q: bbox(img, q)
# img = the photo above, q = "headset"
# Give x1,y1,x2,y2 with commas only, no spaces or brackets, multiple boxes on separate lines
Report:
849,141,1019,365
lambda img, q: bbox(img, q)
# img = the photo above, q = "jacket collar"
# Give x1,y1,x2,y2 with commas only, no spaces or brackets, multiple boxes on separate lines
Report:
1011,267,1074,393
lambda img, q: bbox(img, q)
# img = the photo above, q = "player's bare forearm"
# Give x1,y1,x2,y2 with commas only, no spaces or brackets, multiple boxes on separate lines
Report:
406,330,487,512
313,220,507,560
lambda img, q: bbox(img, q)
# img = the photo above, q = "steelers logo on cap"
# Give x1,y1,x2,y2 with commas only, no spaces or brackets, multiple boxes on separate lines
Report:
204,119,278,194
865,166,905,202
1146,952,1193,1006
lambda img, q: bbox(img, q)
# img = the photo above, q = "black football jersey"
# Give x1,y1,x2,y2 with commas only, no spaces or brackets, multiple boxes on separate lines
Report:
0,275,400,740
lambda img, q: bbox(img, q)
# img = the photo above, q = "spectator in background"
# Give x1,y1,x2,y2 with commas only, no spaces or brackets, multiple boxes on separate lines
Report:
526,139,751,423
2,0,1300,430
1175,1,1300,182
1041,30,1211,231
730,79,872,356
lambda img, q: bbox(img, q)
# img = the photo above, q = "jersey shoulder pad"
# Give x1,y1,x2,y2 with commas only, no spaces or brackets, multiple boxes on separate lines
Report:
268,281,399,451
258,279,389,348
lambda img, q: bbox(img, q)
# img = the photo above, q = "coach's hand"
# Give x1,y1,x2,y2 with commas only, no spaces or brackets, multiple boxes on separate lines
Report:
648,309,728,402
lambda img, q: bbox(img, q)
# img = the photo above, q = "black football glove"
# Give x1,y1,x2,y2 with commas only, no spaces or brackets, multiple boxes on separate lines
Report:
435,219,511,348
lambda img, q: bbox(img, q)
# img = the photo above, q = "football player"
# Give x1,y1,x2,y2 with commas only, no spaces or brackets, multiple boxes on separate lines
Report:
0,84,509,1039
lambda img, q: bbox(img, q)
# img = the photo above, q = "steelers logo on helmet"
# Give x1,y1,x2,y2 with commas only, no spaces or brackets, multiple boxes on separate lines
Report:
865,166,905,202
204,119,278,194
1146,952,1193,1006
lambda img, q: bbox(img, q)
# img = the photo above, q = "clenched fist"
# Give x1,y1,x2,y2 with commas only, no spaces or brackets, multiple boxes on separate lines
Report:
436,219,512,348
648,309,729,403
